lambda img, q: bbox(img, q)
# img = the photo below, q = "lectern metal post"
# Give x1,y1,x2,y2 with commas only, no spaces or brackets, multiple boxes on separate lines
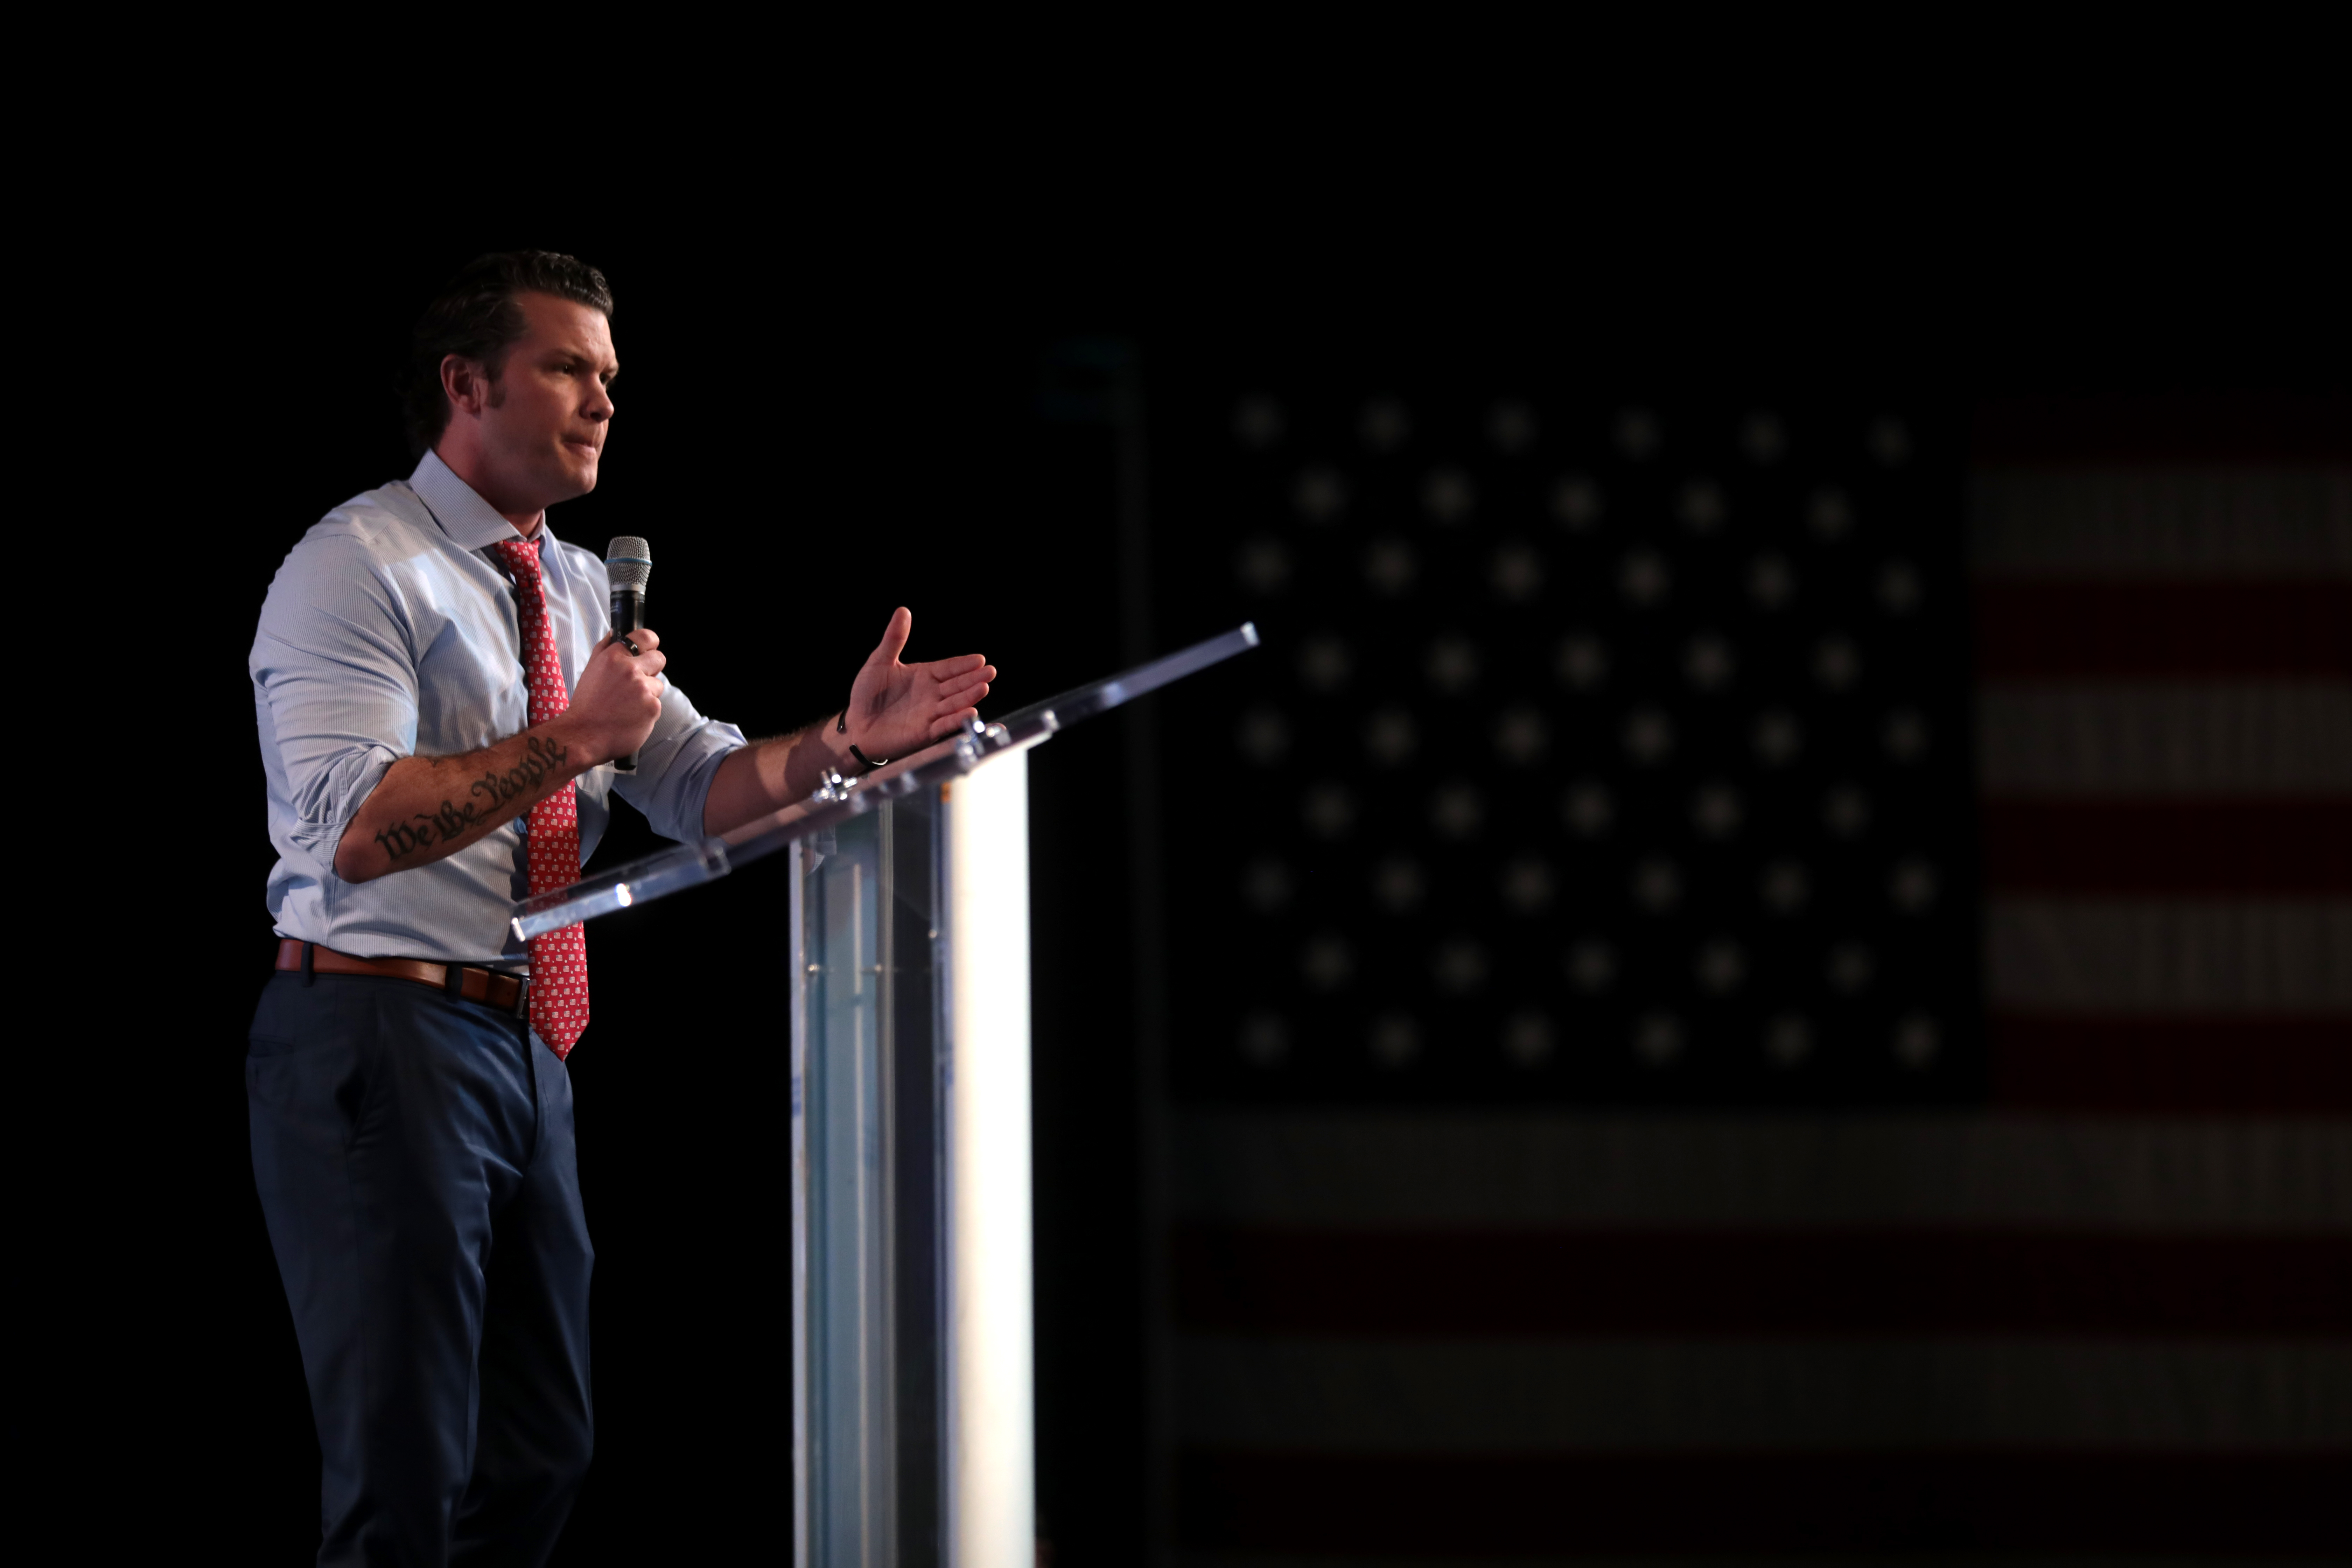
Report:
790,738,1042,1568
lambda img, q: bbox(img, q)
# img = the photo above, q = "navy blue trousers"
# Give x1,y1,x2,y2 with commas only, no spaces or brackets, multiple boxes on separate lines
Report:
249,971,594,1567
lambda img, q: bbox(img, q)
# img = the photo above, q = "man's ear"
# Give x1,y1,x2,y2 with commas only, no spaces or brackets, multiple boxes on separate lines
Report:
440,354,489,419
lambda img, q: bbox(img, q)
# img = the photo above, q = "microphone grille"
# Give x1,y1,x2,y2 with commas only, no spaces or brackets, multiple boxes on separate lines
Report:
606,536,652,594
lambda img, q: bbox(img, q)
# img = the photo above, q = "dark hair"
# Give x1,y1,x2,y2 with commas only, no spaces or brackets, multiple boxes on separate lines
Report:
402,250,615,459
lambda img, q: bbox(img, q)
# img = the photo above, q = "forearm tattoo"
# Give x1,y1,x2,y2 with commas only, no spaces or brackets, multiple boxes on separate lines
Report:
374,735,570,863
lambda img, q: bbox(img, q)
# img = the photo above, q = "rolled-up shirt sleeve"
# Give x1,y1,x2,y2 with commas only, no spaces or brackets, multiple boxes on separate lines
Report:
613,679,746,844
251,533,418,877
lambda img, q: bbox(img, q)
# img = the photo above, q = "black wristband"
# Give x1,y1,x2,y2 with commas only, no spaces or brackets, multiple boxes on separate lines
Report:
834,713,890,774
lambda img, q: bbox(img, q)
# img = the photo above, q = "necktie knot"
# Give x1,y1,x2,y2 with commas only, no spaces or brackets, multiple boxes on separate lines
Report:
491,537,546,607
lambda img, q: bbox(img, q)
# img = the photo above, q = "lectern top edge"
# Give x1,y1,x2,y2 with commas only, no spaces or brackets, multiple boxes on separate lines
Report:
510,623,1258,941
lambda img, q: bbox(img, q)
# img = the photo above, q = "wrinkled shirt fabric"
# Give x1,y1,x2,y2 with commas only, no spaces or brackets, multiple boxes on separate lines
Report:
251,449,744,967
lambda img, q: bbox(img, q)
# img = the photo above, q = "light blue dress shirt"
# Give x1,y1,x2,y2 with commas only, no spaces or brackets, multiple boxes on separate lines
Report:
251,450,747,967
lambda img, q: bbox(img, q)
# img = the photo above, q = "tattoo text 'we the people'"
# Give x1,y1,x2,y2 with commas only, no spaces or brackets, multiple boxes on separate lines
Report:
374,735,571,862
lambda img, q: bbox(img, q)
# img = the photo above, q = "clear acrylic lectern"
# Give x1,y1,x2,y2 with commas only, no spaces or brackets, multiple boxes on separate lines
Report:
511,625,1257,1568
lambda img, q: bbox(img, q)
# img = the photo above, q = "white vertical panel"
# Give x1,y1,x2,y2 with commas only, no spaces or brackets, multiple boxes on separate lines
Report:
944,748,1036,1568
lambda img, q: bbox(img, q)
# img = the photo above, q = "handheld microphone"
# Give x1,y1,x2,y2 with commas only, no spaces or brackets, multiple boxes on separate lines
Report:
606,536,652,772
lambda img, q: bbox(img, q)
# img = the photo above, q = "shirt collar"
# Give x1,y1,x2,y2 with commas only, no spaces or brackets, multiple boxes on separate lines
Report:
410,448,546,554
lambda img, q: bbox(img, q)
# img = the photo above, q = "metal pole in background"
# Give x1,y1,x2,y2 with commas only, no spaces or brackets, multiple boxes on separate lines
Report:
1037,334,1170,1560
1107,347,1177,1566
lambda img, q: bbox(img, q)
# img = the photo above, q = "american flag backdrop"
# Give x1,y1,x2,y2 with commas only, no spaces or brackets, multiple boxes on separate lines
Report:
1141,386,2351,1561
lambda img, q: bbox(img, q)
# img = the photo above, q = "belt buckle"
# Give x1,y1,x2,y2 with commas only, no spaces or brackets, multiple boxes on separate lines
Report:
512,975,532,1022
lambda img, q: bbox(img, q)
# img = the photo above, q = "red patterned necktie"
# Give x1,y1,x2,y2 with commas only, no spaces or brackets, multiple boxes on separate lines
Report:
489,536,589,1058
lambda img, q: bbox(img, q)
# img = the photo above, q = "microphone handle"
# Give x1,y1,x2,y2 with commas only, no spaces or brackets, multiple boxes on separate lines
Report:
612,590,646,772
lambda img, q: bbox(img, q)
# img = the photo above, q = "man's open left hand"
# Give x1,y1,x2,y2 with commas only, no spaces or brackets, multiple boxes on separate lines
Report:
841,607,995,759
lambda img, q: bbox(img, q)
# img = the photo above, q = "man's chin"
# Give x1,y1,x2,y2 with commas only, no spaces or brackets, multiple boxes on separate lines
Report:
550,457,600,502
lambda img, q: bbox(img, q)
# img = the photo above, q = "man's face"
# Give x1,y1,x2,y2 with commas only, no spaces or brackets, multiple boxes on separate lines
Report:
472,291,617,513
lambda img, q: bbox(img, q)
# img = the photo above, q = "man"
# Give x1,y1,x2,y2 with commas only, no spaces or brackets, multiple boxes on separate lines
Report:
248,250,994,1564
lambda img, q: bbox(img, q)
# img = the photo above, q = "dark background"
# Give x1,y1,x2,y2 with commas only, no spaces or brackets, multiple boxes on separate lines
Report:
30,133,2346,1562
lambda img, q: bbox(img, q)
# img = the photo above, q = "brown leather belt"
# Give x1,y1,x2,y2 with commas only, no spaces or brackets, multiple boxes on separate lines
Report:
275,939,530,1017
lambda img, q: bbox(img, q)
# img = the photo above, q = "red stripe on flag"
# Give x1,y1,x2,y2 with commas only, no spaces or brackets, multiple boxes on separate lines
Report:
1984,800,2352,893
1177,1449,2352,1554
1975,581,2352,678
1171,1228,2352,1337
1971,394,2352,464
1993,1015,2352,1113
